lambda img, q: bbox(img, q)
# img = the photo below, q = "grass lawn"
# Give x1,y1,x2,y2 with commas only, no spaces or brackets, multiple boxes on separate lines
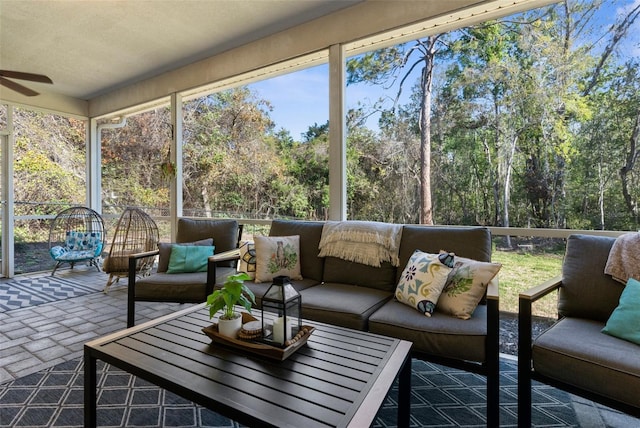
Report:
492,248,564,317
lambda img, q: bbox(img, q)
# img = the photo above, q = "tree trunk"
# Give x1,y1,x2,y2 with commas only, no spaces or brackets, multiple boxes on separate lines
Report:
620,109,640,222
503,134,518,248
419,36,436,225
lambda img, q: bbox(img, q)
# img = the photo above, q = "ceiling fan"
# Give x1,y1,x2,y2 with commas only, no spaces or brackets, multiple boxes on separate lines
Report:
0,70,53,97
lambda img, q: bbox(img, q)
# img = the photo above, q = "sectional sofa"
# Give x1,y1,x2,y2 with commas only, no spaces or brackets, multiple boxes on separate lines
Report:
240,219,501,425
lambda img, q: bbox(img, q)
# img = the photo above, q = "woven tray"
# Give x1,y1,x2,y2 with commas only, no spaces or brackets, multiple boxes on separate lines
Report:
202,312,315,361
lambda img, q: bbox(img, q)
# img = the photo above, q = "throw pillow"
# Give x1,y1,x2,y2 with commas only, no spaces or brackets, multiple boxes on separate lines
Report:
395,250,454,316
157,238,213,273
237,241,256,279
602,277,640,345
166,244,215,273
436,254,502,320
254,235,302,283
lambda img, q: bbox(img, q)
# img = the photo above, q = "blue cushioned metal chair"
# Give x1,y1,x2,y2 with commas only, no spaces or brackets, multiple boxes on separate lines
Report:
48,206,106,276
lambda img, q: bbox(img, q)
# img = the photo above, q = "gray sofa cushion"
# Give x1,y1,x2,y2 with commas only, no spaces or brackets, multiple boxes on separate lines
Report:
532,317,640,408
269,219,325,281
322,257,396,292
176,218,239,267
135,266,237,301
368,300,487,363
559,234,623,321
243,278,319,308
299,282,393,330
398,226,491,283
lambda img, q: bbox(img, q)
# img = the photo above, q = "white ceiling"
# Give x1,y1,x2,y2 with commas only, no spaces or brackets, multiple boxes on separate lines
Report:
0,0,361,100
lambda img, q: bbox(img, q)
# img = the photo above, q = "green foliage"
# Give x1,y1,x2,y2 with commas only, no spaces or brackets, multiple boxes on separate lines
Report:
206,272,256,320
11,1,639,233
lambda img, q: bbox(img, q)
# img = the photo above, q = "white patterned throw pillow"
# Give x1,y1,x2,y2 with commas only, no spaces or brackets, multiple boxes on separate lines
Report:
237,241,256,279
254,235,303,283
395,250,454,316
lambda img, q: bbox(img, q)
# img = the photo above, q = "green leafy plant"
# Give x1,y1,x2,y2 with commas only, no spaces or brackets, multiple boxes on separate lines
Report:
206,272,256,320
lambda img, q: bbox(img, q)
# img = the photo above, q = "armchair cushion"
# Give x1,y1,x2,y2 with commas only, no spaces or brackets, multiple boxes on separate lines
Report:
559,234,622,321
176,218,239,267
166,245,215,273
602,277,640,345
532,317,640,409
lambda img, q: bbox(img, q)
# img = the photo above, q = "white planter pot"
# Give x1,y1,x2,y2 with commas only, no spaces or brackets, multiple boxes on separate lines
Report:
218,314,242,338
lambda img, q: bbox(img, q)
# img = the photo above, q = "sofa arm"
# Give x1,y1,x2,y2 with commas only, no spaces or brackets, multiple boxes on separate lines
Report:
206,249,242,294
518,275,561,360
128,249,160,261
209,248,241,263
486,276,499,301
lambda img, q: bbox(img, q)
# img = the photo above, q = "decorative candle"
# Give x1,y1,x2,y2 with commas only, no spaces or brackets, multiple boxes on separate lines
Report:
272,316,291,345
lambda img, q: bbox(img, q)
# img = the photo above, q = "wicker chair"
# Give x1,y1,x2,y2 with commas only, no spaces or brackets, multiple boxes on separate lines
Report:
103,207,159,293
49,206,106,276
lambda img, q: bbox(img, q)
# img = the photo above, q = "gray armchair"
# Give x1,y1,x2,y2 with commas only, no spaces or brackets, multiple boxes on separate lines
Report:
127,218,242,327
518,234,640,426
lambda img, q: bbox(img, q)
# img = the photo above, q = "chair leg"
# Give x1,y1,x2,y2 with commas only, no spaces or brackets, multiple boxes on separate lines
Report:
486,363,500,426
51,261,62,276
518,297,533,427
127,258,137,328
103,274,116,294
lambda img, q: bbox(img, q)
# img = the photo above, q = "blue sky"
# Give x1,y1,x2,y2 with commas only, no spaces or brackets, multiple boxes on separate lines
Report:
249,0,639,140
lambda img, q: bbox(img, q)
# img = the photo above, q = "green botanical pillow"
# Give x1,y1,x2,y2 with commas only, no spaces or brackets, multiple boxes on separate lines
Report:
166,244,215,273
395,250,453,316
602,277,640,345
254,235,302,283
436,255,502,320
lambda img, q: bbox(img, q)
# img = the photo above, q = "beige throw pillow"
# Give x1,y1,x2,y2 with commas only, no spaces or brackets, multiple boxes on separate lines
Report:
254,235,303,283
437,255,502,320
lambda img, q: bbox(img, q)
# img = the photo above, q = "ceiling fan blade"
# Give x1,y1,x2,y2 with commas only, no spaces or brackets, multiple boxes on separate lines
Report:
0,76,40,96
0,70,52,84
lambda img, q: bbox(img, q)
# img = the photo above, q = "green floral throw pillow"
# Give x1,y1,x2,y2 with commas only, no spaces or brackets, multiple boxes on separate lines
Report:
254,235,303,283
436,255,502,320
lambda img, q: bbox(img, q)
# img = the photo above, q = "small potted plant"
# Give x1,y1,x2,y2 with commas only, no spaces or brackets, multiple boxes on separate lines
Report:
206,272,256,338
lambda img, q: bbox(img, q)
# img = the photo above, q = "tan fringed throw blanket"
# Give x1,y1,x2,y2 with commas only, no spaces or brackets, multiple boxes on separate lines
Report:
318,221,403,267
604,232,640,284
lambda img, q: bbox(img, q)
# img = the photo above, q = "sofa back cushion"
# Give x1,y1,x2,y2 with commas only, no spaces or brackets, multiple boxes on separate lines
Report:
323,257,397,291
269,220,325,281
176,218,239,267
397,226,492,285
559,234,623,321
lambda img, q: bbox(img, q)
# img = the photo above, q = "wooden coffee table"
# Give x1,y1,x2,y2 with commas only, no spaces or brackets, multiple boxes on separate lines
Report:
84,304,412,428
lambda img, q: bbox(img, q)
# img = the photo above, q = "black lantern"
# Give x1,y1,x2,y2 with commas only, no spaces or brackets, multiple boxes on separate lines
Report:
261,275,302,347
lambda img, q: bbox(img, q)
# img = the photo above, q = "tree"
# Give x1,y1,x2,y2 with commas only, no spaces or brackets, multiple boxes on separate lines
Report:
347,35,445,224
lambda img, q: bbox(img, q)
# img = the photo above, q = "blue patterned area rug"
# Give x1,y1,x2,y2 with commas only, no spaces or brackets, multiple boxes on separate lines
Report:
0,276,104,312
0,357,579,427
